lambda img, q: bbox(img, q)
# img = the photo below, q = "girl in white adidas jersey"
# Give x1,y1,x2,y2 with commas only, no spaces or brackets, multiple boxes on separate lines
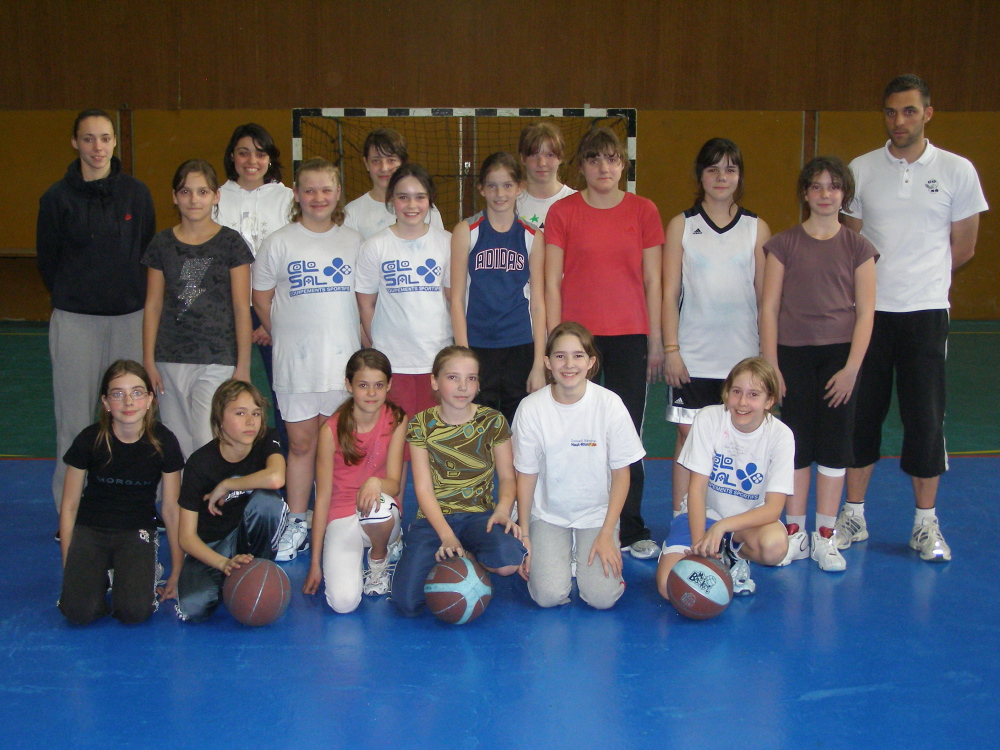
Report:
662,138,771,517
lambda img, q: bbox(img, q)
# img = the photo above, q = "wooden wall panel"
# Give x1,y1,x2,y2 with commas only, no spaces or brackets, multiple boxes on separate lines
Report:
2,1,998,111
638,111,804,235
4,107,995,320
819,111,998,319
0,111,80,253
132,110,293,231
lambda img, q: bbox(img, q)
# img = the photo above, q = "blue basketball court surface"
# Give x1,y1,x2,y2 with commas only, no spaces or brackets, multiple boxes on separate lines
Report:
2,456,997,749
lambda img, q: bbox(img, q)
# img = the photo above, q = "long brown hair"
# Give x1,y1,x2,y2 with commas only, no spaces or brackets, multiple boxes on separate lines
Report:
95,360,162,462
335,349,406,466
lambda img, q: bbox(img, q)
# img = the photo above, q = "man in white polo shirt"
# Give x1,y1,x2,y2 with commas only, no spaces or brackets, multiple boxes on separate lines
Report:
834,75,988,562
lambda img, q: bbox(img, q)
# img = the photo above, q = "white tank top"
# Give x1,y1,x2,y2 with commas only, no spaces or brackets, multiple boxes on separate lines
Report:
677,205,760,379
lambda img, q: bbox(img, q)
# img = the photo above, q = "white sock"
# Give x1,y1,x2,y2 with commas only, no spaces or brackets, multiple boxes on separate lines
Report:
816,514,837,532
915,507,937,524
787,514,806,531
288,513,307,523
845,501,865,518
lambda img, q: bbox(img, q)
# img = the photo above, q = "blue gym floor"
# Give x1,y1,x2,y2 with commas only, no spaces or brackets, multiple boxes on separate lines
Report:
2,456,998,749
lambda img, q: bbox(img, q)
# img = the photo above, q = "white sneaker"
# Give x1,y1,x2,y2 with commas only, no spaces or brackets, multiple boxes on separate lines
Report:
776,523,810,566
387,534,403,563
833,505,868,550
363,550,391,595
275,518,309,562
811,530,847,572
622,539,660,560
723,535,755,594
674,494,688,518
910,517,951,562
729,556,756,595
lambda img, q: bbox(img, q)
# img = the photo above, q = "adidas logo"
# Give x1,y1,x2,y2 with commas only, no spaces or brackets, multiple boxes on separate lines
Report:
692,228,703,235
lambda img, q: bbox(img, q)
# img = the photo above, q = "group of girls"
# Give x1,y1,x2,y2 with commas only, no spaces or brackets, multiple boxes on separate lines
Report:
656,139,877,597
58,116,877,625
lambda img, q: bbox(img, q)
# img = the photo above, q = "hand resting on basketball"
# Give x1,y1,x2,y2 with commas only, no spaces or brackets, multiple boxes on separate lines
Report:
689,520,728,559
435,532,465,561
221,554,254,576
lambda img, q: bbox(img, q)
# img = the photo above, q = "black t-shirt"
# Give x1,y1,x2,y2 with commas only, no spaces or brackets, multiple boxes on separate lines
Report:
179,429,283,543
64,422,184,531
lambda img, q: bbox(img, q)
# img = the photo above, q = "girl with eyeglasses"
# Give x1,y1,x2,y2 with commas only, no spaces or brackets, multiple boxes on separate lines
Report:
58,360,184,625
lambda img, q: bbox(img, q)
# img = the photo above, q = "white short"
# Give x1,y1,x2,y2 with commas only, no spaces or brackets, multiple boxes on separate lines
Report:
277,389,350,423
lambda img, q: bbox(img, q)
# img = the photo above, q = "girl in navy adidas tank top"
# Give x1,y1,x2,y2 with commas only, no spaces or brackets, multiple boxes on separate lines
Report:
449,152,547,426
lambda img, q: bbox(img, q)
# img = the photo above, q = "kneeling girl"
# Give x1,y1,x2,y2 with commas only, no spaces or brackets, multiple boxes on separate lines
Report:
655,357,793,598
390,346,525,616
513,322,646,610
176,381,287,623
303,349,408,612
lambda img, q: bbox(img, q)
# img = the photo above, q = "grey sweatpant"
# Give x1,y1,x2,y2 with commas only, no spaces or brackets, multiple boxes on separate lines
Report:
49,309,143,512
527,517,625,610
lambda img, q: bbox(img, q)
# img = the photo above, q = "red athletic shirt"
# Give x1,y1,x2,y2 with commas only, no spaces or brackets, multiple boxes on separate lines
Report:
545,191,664,335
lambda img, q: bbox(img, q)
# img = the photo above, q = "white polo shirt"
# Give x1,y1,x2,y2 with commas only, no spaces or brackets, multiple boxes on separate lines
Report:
844,140,987,312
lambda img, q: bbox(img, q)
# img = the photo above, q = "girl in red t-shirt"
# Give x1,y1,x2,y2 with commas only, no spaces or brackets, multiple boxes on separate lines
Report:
543,127,665,559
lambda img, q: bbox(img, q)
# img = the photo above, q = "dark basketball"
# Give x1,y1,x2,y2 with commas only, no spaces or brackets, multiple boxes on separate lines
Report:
424,556,493,624
667,553,734,620
223,558,291,626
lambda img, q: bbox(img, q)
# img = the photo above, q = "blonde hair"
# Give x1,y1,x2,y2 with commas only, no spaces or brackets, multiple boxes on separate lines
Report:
290,157,346,226
722,357,780,413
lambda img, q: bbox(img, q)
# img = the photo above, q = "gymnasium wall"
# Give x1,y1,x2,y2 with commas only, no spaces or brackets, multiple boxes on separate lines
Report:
1,1,996,320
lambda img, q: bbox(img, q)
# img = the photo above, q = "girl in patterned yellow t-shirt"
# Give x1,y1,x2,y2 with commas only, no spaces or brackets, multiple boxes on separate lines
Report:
389,346,527,616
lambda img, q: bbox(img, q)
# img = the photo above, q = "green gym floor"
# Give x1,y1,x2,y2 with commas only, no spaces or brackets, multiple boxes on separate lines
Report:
2,320,997,461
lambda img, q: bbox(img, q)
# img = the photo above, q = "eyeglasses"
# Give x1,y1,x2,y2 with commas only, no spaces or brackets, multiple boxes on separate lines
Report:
107,388,150,402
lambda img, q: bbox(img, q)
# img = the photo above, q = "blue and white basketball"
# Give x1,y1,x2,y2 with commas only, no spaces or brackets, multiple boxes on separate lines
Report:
424,556,493,624
667,554,733,620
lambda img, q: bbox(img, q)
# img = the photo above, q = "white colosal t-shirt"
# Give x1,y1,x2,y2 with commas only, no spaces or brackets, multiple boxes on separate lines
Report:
512,381,646,529
252,222,362,393
344,192,445,240
844,141,988,312
678,206,760,378
354,225,454,374
678,404,795,519
215,181,295,256
516,184,576,230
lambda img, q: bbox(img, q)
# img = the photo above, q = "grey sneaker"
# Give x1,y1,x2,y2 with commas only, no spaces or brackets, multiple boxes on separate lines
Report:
622,539,660,560
387,534,403,563
910,517,951,562
275,518,309,562
833,505,869,550
722,535,755,595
